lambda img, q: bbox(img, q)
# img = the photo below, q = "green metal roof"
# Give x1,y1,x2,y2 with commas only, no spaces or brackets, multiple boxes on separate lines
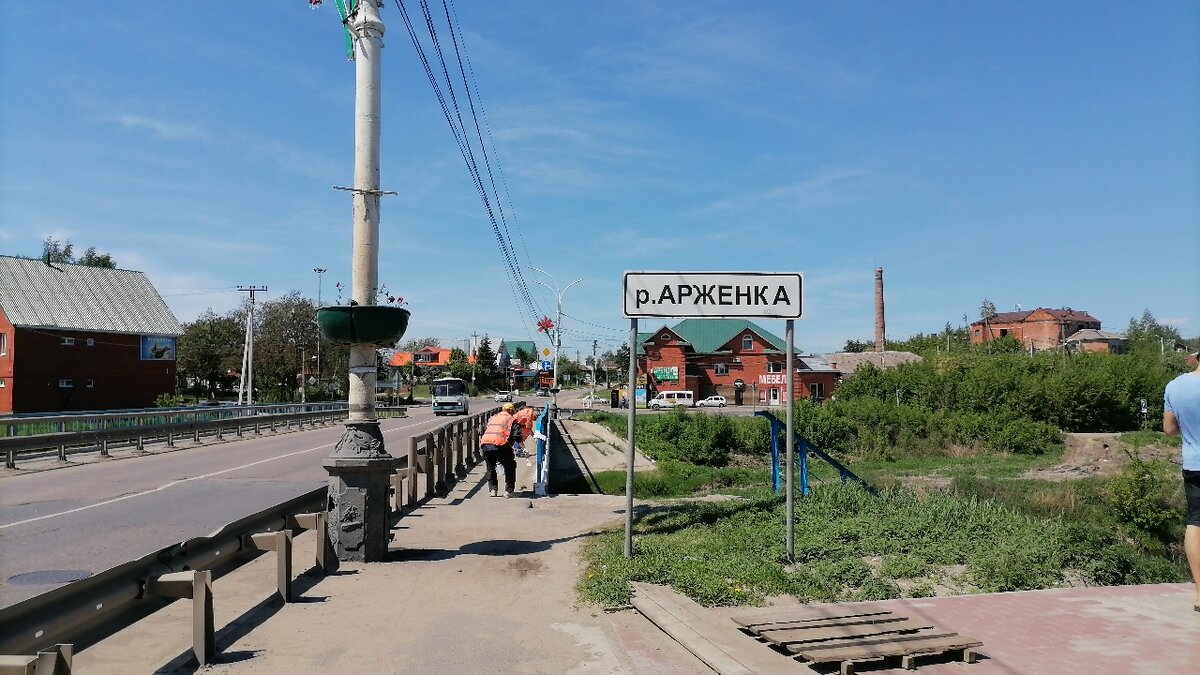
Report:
670,318,787,353
504,340,537,358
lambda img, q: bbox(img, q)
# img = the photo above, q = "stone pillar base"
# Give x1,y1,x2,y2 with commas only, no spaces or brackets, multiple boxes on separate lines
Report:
323,421,397,563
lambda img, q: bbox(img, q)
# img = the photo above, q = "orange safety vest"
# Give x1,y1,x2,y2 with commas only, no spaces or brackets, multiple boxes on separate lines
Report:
512,407,537,440
480,410,516,447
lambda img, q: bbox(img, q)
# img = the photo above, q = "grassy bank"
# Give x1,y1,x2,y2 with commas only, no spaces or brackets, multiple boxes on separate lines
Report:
572,412,1189,608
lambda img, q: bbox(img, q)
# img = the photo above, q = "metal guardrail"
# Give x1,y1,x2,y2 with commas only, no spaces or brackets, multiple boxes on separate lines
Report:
0,487,331,667
0,404,503,669
0,404,410,470
0,403,347,438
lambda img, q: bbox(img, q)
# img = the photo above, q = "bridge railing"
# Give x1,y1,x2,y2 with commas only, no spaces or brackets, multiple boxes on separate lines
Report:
0,403,404,470
0,404,506,669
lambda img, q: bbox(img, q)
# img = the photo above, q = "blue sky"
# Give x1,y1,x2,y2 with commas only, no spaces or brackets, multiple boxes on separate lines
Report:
2,1,1197,356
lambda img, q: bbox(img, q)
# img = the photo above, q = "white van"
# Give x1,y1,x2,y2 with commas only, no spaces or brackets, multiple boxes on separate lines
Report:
648,390,694,410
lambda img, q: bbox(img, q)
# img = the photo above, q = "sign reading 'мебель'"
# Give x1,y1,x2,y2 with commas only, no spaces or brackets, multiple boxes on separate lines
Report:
623,272,803,319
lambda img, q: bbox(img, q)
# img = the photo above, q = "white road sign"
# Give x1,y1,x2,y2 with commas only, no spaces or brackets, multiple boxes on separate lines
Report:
623,272,803,319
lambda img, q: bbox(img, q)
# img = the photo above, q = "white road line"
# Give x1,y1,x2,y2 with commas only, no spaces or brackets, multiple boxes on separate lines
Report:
0,418,439,530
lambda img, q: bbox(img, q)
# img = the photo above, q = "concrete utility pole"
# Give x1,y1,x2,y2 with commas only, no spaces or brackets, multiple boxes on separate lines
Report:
236,286,267,405
590,339,598,403
313,267,326,385
323,0,396,564
529,267,581,416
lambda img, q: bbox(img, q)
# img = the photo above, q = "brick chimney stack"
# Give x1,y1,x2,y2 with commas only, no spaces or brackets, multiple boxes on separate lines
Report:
874,267,885,352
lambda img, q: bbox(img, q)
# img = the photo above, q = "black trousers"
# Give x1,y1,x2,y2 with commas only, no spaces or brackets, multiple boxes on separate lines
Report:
482,444,516,492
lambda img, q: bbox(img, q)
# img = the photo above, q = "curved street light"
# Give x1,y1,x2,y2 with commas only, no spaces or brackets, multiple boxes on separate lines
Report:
528,266,581,416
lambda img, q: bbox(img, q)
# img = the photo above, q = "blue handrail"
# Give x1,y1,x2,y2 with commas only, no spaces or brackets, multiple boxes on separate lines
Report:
534,403,552,494
754,410,877,497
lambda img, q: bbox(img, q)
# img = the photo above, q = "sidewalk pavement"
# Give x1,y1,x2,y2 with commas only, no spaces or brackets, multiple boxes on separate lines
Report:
74,454,709,674
71,441,1200,675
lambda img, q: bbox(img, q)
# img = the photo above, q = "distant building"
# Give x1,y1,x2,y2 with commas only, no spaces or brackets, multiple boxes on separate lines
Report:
0,256,183,414
636,318,841,406
822,350,923,376
389,346,454,368
970,307,1101,351
1064,329,1128,354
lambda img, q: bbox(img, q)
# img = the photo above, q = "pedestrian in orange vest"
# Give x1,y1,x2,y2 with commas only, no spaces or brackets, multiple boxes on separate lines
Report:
512,406,538,457
480,403,520,497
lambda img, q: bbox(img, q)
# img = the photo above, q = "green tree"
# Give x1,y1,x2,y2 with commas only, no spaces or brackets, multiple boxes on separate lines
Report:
176,309,244,398
615,343,631,374
1125,309,1184,355
40,237,117,268
842,339,871,353
475,336,498,387
253,292,319,402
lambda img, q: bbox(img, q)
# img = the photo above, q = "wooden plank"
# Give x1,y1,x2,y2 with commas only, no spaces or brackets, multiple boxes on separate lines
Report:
730,604,891,627
729,607,892,629
760,619,933,646
632,590,756,675
749,613,905,635
630,583,800,675
793,634,983,664
790,631,958,654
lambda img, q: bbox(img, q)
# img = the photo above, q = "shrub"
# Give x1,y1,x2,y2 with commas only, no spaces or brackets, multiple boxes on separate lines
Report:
1104,456,1178,532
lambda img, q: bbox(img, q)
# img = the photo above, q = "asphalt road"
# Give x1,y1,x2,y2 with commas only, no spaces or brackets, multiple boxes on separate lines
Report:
0,398,504,609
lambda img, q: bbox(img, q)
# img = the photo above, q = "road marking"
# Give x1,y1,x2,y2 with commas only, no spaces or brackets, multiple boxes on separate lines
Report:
0,418,440,530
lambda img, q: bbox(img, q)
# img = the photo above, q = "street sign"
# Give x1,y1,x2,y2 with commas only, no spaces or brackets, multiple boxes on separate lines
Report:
541,348,552,357
623,271,803,319
540,360,552,370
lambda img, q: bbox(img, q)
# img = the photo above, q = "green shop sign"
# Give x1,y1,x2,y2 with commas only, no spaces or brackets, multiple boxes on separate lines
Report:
652,366,679,382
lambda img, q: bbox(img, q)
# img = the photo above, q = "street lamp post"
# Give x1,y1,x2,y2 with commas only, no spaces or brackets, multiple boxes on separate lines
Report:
313,267,326,385
322,0,395,565
529,267,581,417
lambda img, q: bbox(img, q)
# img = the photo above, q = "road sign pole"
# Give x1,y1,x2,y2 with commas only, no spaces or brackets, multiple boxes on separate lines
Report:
785,319,795,563
624,317,638,558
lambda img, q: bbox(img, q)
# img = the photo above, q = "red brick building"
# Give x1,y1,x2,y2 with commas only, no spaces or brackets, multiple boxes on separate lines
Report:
970,307,1101,351
0,256,183,414
636,319,841,407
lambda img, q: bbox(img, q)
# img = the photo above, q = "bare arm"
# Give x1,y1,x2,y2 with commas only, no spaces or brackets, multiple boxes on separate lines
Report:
1164,411,1180,437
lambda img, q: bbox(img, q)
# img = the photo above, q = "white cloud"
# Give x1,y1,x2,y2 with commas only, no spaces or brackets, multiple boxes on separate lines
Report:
105,114,212,142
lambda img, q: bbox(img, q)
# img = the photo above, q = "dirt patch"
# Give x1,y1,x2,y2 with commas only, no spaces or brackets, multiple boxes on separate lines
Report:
1025,433,1179,481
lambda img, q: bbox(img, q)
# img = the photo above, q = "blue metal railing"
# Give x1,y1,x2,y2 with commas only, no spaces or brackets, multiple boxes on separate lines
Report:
534,403,552,495
754,411,877,496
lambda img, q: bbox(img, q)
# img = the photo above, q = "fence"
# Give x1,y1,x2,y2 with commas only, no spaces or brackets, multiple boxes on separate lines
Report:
0,403,392,470
0,403,510,671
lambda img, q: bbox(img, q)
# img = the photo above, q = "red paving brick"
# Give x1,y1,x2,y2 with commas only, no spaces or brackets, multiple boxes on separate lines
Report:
727,583,1199,674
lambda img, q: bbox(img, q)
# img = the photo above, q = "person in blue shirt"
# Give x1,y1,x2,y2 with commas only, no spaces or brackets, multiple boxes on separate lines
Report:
1163,351,1200,612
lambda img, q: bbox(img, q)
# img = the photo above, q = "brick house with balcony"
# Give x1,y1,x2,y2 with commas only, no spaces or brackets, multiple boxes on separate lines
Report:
636,318,841,407
0,256,183,414
970,307,1101,351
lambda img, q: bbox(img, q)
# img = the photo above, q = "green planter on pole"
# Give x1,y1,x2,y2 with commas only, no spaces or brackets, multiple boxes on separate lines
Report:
316,305,410,347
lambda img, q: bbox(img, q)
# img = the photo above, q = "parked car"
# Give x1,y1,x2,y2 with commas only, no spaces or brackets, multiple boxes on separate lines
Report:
535,387,550,397
494,390,513,402
648,390,694,410
697,395,727,408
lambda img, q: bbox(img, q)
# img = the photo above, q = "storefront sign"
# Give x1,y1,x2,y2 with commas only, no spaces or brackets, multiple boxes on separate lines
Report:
652,366,679,382
758,373,787,385
624,271,803,319
141,336,176,360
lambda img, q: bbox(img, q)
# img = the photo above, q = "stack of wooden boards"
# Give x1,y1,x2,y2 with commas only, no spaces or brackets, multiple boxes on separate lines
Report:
731,603,982,674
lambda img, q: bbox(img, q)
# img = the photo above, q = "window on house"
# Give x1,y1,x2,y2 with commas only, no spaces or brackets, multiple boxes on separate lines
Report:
62,337,75,346
0,332,6,355
742,335,753,350
973,329,980,336
715,363,729,376
999,329,1009,337
809,382,824,400
86,338,95,347
0,378,6,388
767,362,783,373
86,379,95,388
59,379,73,388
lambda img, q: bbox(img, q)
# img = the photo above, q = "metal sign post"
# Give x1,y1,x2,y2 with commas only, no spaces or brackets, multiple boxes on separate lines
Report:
622,271,803,559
